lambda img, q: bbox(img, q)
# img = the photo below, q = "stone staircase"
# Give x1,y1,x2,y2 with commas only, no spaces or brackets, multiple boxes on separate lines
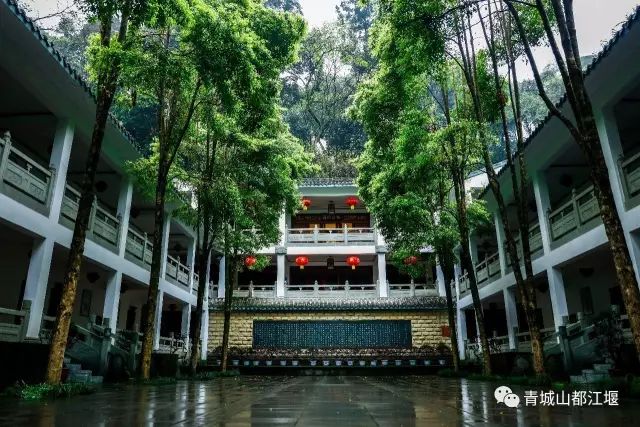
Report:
64,358,103,385
570,363,612,384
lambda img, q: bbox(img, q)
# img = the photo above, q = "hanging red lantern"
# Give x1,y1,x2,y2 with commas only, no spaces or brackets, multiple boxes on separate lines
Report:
301,198,312,211
403,255,418,265
345,196,359,210
295,256,309,270
346,256,360,270
244,256,257,268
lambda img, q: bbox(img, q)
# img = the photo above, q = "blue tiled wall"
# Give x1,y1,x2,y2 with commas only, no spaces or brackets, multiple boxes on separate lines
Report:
253,320,412,348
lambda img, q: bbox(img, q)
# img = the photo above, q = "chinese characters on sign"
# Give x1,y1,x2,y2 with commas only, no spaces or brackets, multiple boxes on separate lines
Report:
495,386,619,408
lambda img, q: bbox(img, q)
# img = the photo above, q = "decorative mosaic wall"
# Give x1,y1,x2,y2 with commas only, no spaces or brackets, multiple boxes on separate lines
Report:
208,311,449,350
252,320,412,348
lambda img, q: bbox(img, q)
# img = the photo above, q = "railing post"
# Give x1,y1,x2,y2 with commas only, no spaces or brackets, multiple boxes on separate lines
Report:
558,325,573,371
45,167,57,208
89,195,98,235
20,299,31,342
0,132,12,184
571,188,580,226
343,224,348,244
313,280,319,297
410,279,415,297
313,226,319,244
141,232,147,263
249,280,254,297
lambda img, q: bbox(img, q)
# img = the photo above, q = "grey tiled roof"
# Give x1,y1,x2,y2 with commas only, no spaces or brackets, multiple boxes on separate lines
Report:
4,0,144,154
209,296,448,312
300,177,356,187
477,5,640,200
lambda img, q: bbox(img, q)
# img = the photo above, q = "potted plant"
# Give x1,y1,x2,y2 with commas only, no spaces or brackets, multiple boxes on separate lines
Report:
347,360,354,367
370,360,377,367
335,360,342,366
381,359,389,366
292,360,299,367
358,360,366,367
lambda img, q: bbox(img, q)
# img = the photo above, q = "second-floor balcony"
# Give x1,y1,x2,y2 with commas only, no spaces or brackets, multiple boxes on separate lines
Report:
548,185,600,242
621,150,640,200
61,185,121,248
0,133,54,207
286,226,376,246
475,252,501,284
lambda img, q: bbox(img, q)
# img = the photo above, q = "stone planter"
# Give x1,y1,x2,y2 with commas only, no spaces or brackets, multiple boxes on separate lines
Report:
381,360,389,366
370,360,377,367
358,360,366,367
216,360,221,366
292,360,299,367
424,360,432,366
232,360,240,366
394,360,402,367
310,360,318,367
347,360,354,367
322,360,330,367
279,360,287,366
266,360,273,367
409,360,417,366
438,359,446,366
252,360,260,366
243,360,250,366
335,360,342,367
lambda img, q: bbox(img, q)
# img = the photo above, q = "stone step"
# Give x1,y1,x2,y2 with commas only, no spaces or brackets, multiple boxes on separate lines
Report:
66,363,82,373
584,371,609,382
570,375,588,384
89,375,103,384
593,363,612,373
63,358,71,365
68,371,91,383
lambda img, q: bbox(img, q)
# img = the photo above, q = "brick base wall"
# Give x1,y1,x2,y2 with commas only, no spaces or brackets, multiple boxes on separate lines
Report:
208,310,449,352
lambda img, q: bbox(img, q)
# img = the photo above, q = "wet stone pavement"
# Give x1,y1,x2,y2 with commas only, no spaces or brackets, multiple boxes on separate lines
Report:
0,375,639,426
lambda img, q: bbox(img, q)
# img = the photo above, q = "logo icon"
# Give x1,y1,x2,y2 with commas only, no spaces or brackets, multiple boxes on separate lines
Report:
495,386,520,408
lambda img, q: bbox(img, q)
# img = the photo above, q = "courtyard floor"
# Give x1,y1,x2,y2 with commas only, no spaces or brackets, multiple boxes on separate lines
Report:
0,375,638,426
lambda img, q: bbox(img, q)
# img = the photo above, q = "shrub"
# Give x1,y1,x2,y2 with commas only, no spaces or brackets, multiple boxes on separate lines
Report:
4,382,95,400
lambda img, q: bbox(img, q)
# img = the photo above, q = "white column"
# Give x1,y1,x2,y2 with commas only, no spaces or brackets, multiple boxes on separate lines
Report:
102,270,122,331
596,108,640,284
153,290,164,350
278,211,287,246
276,252,286,297
159,213,172,279
116,179,133,257
436,264,446,297
181,302,191,346
47,120,74,220
495,213,508,276
217,256,226,298
453,263,467,360
377,251,388,297
201,251,211,360
547,266,569,330
532,171,553,255
187,237,196,293
503,287,518,350
23,237,55,338
468,235,479,265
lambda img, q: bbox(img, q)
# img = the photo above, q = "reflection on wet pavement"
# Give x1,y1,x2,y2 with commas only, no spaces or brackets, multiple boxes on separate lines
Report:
0,375,638,426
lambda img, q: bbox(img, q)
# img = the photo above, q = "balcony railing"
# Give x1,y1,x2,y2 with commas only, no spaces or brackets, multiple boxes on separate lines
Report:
287,226,375,245
61,185,121,246
506,222,544,264
166,254,191,288
125,227,153,268
548,185,600,241
235,282,276,298
285,281,378,298
388,281,437,297
458,272,470,295
475,251,500,284
0,132,54,205
621,151,640,199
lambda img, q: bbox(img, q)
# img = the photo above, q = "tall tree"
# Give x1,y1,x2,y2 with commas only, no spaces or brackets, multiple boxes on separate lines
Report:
45,0,152,385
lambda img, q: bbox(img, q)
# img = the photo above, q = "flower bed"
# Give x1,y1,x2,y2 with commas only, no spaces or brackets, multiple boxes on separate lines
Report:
208,344,452,367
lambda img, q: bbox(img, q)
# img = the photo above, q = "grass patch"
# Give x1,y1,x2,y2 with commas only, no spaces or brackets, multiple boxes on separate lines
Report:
136,377,177,385
4,382,95,400
188,370,241,381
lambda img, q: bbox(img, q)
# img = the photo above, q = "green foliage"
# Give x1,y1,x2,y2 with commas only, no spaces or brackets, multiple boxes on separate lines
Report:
4,382,95,400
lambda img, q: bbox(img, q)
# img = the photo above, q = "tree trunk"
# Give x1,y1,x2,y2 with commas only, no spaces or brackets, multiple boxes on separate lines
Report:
220,255,236,372
139,175,168,379
189,225,210,376
438,248,460,372
452,173,492,375
44,85,116,384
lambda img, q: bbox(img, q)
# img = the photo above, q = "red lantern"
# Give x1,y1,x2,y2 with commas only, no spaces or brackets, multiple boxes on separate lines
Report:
301,198,311,211
295,256,309,270
345,196,359,210
346,256,360,270
244,256,257,268
404,255,418,265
